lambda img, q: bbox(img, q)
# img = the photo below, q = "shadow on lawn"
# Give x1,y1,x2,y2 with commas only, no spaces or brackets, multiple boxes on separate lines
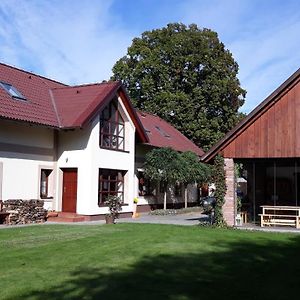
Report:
23,233,300,300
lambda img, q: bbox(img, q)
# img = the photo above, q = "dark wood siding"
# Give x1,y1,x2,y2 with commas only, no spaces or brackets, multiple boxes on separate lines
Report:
223,81,300,158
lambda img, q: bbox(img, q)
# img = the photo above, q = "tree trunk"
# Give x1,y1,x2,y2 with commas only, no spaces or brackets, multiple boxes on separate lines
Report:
164,188,167,210
184,186,188,208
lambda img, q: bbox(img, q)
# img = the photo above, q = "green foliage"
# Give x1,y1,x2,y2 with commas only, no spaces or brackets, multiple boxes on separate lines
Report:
180,151,211,185
112,22,246,150
144,147,183,184
104,195,122,221
212,155,227,227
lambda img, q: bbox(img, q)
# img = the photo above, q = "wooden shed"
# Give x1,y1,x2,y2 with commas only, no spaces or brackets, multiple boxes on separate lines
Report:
202,67,300,226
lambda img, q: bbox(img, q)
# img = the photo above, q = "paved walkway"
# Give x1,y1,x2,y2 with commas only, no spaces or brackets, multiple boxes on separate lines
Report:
2,212,300,233
118,212,208,226
0,212,208,228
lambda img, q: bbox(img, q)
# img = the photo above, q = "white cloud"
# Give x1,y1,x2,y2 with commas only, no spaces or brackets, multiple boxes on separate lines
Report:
1,0,300,115
0,0,136,84
180,0,300,113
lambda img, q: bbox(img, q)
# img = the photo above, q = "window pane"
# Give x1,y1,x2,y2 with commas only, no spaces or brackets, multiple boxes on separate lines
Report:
111,136,118,149
118,124,124,137
98,169,125,205
40,169,52,198
99,101,125,151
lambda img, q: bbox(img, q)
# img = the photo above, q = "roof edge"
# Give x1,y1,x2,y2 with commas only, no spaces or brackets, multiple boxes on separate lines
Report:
118,88,149,143
0,62,68,87
201,66,300,162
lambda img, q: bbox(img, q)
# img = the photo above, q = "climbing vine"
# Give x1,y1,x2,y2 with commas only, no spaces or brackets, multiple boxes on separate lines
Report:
212,155,227,227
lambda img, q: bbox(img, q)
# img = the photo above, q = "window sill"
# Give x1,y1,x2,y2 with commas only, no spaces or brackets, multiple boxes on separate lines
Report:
98,203,129,208
99,146,129,153
40,196,54,200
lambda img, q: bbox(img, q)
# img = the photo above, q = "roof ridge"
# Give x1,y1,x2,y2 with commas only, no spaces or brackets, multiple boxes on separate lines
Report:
49,81,120,91
0,62,68,87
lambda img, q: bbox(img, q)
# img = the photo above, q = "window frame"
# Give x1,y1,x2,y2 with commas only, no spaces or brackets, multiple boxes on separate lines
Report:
40,169,53,199
0,81,26,100
98,169,125,206
100,101,125,151
138,171,154,196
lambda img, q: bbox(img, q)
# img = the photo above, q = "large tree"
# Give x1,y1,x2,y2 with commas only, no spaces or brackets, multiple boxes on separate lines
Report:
112,23,246,150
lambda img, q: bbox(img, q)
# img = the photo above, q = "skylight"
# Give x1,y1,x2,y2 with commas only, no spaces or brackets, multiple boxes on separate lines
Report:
155,126,171,138
0,81,26,100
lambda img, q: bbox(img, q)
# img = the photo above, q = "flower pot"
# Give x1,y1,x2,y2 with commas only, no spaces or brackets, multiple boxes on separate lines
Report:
105,215,114,224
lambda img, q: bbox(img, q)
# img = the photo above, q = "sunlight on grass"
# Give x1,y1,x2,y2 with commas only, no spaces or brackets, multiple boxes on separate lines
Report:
1,224,300,300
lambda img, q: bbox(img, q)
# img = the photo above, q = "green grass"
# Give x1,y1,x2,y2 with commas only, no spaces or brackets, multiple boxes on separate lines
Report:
1,224,300,300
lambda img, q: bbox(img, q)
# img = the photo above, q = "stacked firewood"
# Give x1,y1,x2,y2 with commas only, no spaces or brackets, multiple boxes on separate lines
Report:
3,199,47,225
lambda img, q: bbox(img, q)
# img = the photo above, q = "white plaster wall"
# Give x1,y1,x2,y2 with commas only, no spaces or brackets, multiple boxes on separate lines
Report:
0,155,55,200
0,121,56,208
56,96,136,215
0,120,54,148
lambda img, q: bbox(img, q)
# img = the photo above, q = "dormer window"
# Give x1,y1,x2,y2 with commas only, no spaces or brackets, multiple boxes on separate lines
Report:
100,100,125,151
0,81,26,100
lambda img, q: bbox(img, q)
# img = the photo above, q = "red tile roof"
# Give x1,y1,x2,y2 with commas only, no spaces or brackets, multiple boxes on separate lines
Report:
0,62,203,151
0,63,146,140
137,111,204,156
52,82,121,128
0,62,65,127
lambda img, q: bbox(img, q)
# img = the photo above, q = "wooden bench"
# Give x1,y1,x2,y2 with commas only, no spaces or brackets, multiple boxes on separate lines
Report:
260,206,300,228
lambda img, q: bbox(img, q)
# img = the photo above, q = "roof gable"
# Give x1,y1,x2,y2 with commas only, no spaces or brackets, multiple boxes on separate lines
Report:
52,82,121,128
202,67,300,162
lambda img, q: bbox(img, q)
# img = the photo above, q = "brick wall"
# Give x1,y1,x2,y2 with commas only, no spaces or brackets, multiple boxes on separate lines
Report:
223,158,235,226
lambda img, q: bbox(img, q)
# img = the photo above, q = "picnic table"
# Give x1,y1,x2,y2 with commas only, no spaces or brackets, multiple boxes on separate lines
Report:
259,205,300,228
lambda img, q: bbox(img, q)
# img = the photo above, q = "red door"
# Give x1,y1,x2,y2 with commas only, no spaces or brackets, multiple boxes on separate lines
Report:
62,169,78,213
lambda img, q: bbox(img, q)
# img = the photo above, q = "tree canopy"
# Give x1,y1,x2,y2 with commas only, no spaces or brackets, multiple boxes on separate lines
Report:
143,147,212,209
180,151,211,186
144,147,182,185
112,23,246,150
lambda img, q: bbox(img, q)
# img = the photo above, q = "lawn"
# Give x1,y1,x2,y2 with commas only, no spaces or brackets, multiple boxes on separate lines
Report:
1,224,300,300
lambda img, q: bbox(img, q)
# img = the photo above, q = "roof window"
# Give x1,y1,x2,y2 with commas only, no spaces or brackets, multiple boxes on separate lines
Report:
155,126,171,138
0,81,26,100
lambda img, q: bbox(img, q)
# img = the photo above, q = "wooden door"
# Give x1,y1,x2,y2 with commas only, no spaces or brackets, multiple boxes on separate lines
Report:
62,168,78,213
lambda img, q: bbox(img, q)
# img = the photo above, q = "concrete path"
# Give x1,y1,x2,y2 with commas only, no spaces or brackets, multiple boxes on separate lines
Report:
0,212,208,228
118,212,208,226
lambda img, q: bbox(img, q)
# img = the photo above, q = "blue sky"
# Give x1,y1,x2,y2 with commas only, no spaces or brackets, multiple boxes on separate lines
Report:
1,0,300,113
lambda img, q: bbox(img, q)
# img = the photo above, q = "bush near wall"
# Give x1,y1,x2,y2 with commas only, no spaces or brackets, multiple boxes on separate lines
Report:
3,199,47,225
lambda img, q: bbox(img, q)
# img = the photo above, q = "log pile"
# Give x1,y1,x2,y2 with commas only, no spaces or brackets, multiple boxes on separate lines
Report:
3,199,47,225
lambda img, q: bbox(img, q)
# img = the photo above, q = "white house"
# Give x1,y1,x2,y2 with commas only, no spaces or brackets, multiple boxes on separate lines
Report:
0,63,204,222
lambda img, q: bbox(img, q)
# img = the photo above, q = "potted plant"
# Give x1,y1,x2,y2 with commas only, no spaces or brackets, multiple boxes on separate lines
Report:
104,195,122,224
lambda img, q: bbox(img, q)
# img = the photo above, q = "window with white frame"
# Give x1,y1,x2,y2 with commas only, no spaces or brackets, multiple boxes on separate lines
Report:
40,169,53,199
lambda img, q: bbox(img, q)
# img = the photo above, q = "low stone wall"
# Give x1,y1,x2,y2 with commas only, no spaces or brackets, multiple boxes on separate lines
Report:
3,199,47,225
